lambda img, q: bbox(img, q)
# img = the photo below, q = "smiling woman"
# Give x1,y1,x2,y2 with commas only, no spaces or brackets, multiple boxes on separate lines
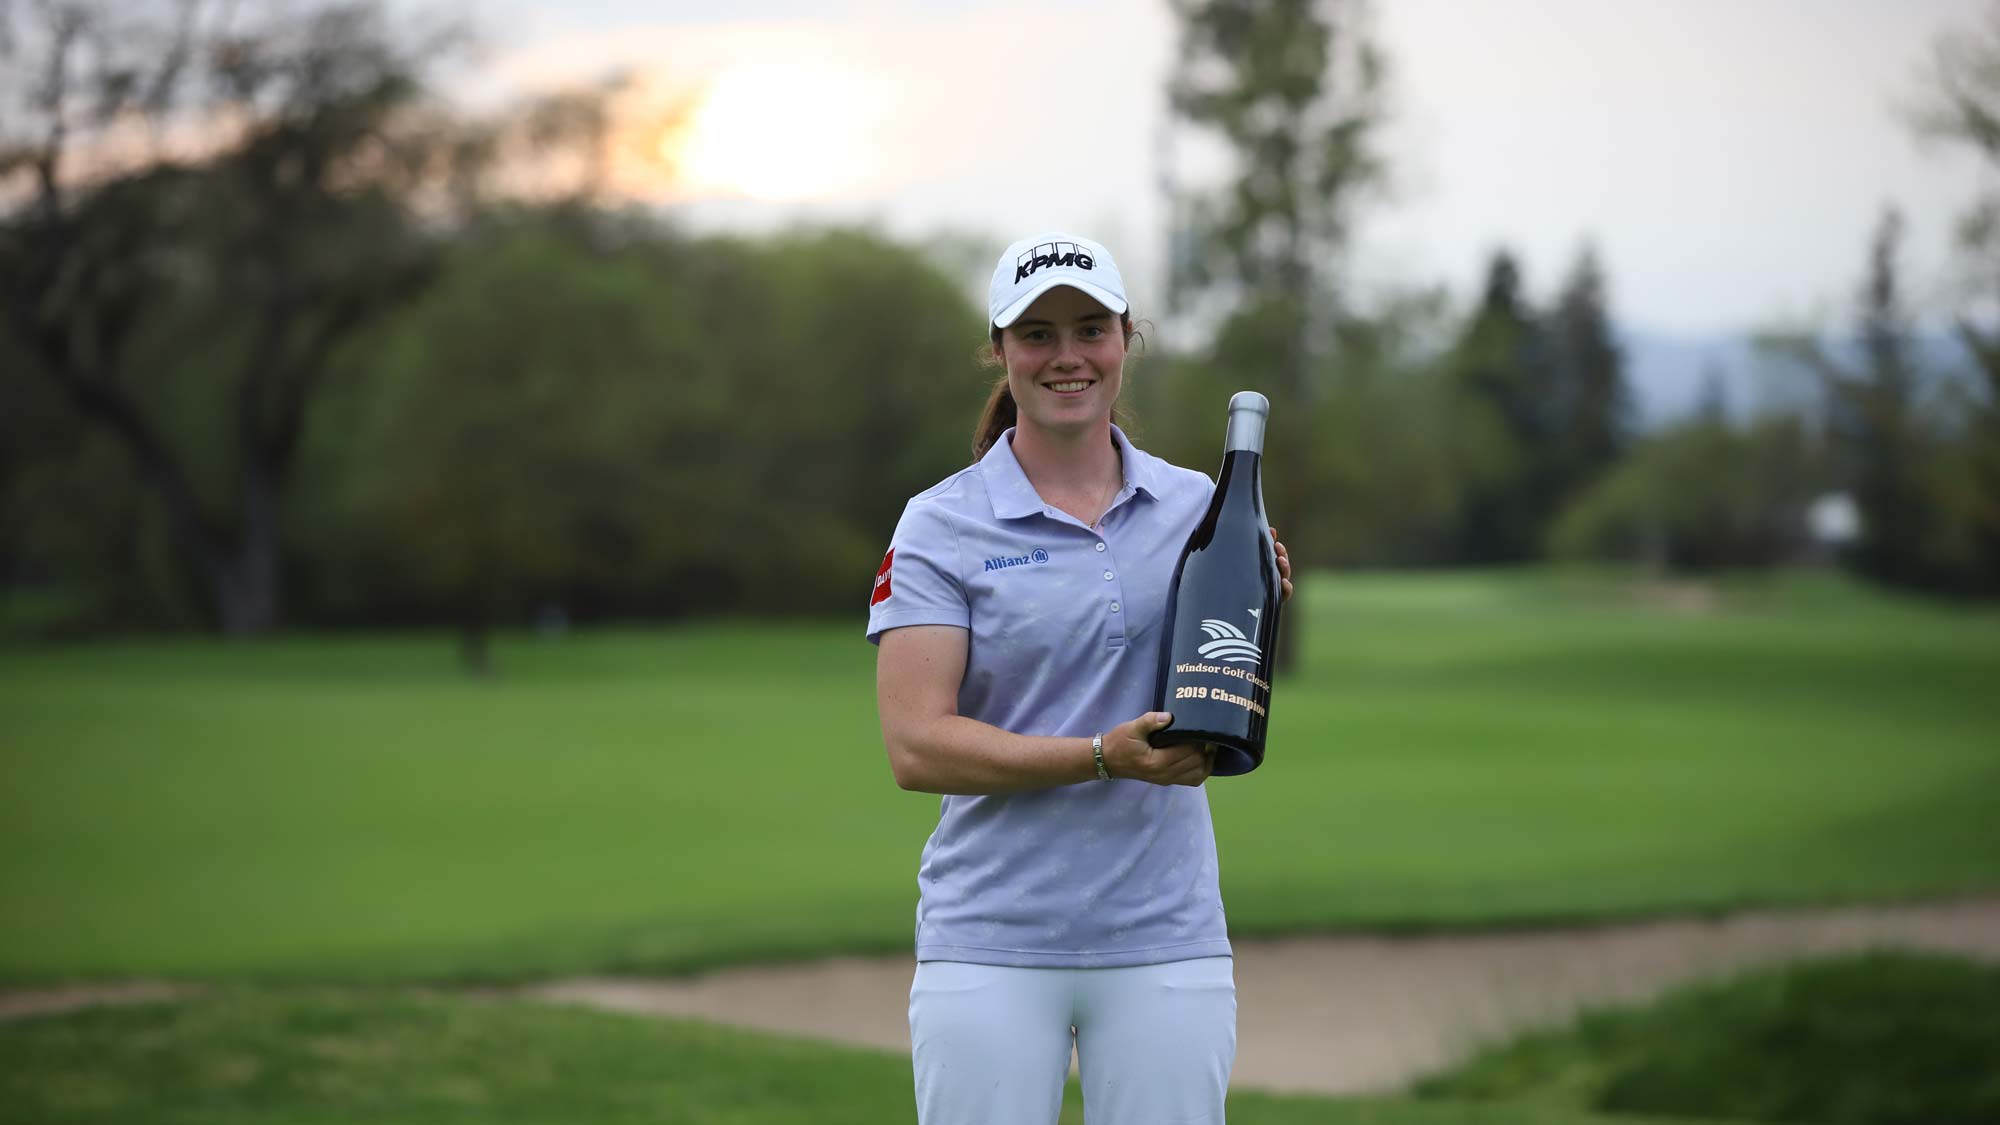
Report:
660,63,880,201
866,233,1296,1125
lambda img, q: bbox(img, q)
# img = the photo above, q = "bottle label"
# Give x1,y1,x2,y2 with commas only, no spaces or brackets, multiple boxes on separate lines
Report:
1169,607,1272,715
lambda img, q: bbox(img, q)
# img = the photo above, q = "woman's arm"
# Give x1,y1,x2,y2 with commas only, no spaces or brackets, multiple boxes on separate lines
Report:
877,625,1210,796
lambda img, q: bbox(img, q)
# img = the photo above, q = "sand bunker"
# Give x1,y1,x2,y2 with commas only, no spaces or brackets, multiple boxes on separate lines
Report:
516,897,2000,1095
6,898,1997,1096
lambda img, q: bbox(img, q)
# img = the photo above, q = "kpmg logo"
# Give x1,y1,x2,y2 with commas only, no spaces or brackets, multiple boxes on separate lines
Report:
985,547,1051,572
1014,241,1095,283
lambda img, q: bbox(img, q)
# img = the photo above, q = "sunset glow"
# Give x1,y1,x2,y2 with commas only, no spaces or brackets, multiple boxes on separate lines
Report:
652,63,881,202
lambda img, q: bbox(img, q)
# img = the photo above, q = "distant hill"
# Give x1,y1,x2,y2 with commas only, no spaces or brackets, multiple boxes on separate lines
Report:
1617,326,1977,429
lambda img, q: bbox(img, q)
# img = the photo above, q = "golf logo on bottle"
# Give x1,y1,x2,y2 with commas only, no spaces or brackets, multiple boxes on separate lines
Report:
1195,610,1264,665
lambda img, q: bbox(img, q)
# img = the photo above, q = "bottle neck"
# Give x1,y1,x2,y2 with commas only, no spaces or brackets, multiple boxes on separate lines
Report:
1224,408,1267,454
1214,448,1265,509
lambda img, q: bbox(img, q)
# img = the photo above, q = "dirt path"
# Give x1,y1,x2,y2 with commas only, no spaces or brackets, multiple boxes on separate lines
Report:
6,898,1998,1096
0,981,198,1023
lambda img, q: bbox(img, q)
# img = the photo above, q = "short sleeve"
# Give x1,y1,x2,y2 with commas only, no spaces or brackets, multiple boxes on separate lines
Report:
865,500,969,645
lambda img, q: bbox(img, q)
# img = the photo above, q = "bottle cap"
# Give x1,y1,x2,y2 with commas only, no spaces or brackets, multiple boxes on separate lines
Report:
1225,391,1269,453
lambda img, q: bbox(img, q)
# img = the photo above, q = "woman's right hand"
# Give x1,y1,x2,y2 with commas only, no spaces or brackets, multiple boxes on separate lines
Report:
1103,712,1214,787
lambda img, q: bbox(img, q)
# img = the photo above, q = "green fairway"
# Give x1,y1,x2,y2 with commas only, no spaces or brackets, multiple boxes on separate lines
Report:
1416,951,2000,1123
2,569,1996,982
0,988,1729,1125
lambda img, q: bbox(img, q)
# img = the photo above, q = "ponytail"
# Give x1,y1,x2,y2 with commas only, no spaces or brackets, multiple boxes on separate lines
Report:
972,367,1017,460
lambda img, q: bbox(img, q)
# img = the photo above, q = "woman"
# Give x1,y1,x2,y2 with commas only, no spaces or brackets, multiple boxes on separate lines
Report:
867,232,1293,1125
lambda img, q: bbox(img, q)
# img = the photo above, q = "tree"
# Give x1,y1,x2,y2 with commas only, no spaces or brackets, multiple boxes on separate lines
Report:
0,2,632,634
1550,413,1815,573
1692,362,1732,427
1443,250,1555,563
1546,245,1631,496
329,215,675,670
1809,210,1935,588
293,220,988,660
1299,289,1463,566
1165,0,1388,670
1766,209,1950,588
1908,0,2000,587
1845,209,1933,586
1437,245,1631,566
0,1,448,633
0,324,164,628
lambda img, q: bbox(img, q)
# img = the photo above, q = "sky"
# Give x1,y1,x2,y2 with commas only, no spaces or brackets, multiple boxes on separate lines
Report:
432,0,1991,340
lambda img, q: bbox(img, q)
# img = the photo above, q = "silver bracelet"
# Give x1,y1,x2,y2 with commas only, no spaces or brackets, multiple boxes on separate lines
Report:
1093,733,1110,781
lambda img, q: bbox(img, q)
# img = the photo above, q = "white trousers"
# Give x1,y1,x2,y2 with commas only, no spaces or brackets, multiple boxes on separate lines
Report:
908,956,1236,1125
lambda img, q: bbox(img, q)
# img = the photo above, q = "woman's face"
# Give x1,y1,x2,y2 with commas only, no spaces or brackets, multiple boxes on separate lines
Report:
994,286,1126,439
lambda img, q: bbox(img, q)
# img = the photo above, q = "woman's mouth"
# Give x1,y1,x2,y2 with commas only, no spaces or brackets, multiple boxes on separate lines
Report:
1045,380,1092,395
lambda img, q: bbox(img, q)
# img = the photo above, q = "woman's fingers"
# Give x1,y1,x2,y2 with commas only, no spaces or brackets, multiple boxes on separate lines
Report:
1151,744,1208,786
1172,746,1212,786
1112,719,1217,786
1270,528,1294,604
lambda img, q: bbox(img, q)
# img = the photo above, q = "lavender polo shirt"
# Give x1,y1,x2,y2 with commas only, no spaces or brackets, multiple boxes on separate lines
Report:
866,425,1232,968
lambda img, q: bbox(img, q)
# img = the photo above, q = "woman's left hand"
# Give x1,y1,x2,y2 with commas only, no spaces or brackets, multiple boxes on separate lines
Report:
1271,528,1294,605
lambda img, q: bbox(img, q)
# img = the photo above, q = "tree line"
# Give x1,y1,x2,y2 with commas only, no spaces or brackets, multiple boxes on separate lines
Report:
1153,0,1995,606
4,0,1996,662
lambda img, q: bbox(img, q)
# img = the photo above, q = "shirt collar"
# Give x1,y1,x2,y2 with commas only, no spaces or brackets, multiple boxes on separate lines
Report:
981,424,1161,521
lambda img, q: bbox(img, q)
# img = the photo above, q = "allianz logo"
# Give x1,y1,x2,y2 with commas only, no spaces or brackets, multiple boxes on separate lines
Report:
984,547,1051,572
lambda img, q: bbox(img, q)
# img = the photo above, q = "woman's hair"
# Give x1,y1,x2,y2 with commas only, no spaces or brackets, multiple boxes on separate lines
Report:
972,311,1142,461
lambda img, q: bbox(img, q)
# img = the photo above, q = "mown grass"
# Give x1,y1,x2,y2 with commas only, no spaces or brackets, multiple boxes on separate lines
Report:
1,569,1996,982
0,988,1730,1125
1414,951,2000,1124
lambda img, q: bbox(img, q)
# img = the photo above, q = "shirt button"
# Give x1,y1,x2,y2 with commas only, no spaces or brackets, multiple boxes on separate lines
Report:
1111,602,1121,613
1094,542,1106,552
1103,570,1114,581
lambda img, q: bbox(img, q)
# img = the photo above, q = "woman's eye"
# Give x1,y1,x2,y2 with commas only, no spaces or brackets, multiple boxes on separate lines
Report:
1079,326,1105,339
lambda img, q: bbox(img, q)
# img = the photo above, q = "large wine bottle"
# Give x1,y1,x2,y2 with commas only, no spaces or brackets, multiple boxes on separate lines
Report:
1150,391,1283,776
